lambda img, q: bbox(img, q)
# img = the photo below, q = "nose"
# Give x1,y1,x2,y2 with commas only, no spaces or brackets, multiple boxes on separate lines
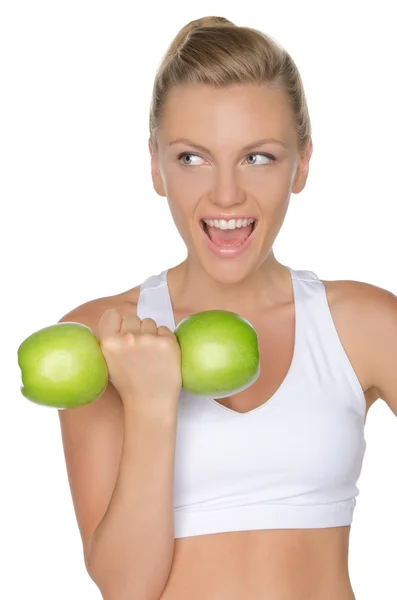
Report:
209,169,246,209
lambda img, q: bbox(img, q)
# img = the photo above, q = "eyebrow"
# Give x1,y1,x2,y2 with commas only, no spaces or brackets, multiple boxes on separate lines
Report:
168,137,287,153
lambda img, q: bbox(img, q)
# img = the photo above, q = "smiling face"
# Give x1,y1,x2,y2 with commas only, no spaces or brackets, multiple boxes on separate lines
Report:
149,82,312,283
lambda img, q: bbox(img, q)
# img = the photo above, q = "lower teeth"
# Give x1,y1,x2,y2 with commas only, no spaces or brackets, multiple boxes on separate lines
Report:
203,221,253,247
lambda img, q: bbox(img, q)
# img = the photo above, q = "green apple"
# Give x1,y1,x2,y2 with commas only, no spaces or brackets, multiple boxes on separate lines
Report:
17,322,108,409
174,310,260,397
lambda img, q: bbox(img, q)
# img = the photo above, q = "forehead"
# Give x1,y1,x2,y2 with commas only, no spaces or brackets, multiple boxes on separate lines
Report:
159,83,296,148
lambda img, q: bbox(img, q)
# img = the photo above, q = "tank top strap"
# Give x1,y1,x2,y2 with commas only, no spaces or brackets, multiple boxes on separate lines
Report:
288,266,365,405
288,267,320,293
288,266,335,339
136,270,176,330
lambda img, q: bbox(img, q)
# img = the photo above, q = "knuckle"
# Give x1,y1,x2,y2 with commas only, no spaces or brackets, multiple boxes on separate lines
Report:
138,333,153,347
124,331,136,344
121,314,140,327
100,335,117,350
127,314,141,322
158,335,175,351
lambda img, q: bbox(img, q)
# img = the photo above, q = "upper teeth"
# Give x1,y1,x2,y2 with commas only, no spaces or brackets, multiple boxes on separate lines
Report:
203,218,255,230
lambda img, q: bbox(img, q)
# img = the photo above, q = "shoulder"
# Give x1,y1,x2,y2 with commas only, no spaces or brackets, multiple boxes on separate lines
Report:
320,277,396,314
321,277,397,326
321,277,397,412
58,285,141,337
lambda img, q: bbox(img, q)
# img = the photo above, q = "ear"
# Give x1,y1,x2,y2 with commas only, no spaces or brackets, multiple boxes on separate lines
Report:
292,138,313,194
148,138,166,197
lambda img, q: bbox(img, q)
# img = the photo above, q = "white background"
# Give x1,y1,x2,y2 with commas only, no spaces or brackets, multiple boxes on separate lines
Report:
2,1,396,598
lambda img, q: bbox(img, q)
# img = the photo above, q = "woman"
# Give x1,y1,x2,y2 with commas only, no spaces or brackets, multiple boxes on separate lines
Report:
58,16,397,600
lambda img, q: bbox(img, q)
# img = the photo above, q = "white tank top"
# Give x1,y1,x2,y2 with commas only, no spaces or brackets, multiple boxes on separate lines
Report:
137,266,367,538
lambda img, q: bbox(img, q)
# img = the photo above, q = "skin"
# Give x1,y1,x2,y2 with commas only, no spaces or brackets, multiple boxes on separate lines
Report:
126,81,397,599
149,82,311,312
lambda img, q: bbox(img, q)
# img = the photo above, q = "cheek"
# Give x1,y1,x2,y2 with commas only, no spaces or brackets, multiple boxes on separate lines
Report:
166,165,210,194
165,172,201,206
165,178,200,225
259,168,294,210
246,165,293,201
166,199,197,245
166,200,184,228
258,191,291,223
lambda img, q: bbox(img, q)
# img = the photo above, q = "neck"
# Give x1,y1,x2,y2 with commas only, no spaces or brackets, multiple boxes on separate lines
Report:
168,252,292,315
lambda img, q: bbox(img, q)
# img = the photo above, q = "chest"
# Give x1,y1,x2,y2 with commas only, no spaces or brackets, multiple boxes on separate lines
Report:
173,289,373,416
174,360,366,509
175,303,296,415
171,292,368,508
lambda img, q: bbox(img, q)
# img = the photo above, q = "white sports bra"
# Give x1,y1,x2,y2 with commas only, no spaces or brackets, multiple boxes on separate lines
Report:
137,266,367,538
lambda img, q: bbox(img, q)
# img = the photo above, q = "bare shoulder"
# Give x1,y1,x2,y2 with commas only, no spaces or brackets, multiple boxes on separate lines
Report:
320,277,397,412
60,284,141,335
320,277,395,306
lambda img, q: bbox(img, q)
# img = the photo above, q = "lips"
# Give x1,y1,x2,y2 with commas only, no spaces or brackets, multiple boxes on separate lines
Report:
198,218,258,258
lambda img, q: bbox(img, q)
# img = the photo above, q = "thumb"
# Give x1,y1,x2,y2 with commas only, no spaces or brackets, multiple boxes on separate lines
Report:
98,308,123,339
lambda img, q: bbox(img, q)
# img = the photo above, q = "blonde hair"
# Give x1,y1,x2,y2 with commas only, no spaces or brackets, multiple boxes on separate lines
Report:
149,16,312,155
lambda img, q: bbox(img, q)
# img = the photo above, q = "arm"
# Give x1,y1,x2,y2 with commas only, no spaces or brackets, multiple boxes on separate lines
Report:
325,278,397,413
58,301,177,600
88,409,177,600
363,285,397,415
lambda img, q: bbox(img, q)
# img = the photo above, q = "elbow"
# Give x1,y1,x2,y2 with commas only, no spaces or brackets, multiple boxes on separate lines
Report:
84,542,170,600
84,563,164,600
84,551,105,592
85,549,97,582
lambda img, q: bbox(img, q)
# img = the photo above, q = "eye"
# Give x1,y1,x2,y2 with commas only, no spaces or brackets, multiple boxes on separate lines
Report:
177,153,203,167
244,153,275,166
177,152,275,167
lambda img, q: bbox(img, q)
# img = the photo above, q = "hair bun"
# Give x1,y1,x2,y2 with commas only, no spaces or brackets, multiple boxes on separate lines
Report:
171,16,235,52
190,16,235,29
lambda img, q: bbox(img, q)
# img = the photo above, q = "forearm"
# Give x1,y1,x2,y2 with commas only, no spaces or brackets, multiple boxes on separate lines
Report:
87,404,178,600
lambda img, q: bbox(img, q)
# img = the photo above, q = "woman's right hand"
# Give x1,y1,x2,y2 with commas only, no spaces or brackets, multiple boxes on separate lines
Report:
98,308,182,418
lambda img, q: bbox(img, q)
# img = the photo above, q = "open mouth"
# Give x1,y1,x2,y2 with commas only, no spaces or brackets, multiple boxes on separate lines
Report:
200,218,258,247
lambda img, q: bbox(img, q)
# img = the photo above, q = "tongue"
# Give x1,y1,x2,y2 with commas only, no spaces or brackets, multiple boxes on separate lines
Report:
206,223,253,246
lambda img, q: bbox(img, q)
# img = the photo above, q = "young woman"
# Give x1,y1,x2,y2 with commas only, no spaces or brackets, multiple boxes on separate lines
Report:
58,16,397,600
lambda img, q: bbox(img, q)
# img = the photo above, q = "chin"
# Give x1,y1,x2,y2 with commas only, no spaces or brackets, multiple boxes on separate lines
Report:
198,256,260,286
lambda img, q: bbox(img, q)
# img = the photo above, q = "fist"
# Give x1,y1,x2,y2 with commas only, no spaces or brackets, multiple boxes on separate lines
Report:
98,308,182,416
